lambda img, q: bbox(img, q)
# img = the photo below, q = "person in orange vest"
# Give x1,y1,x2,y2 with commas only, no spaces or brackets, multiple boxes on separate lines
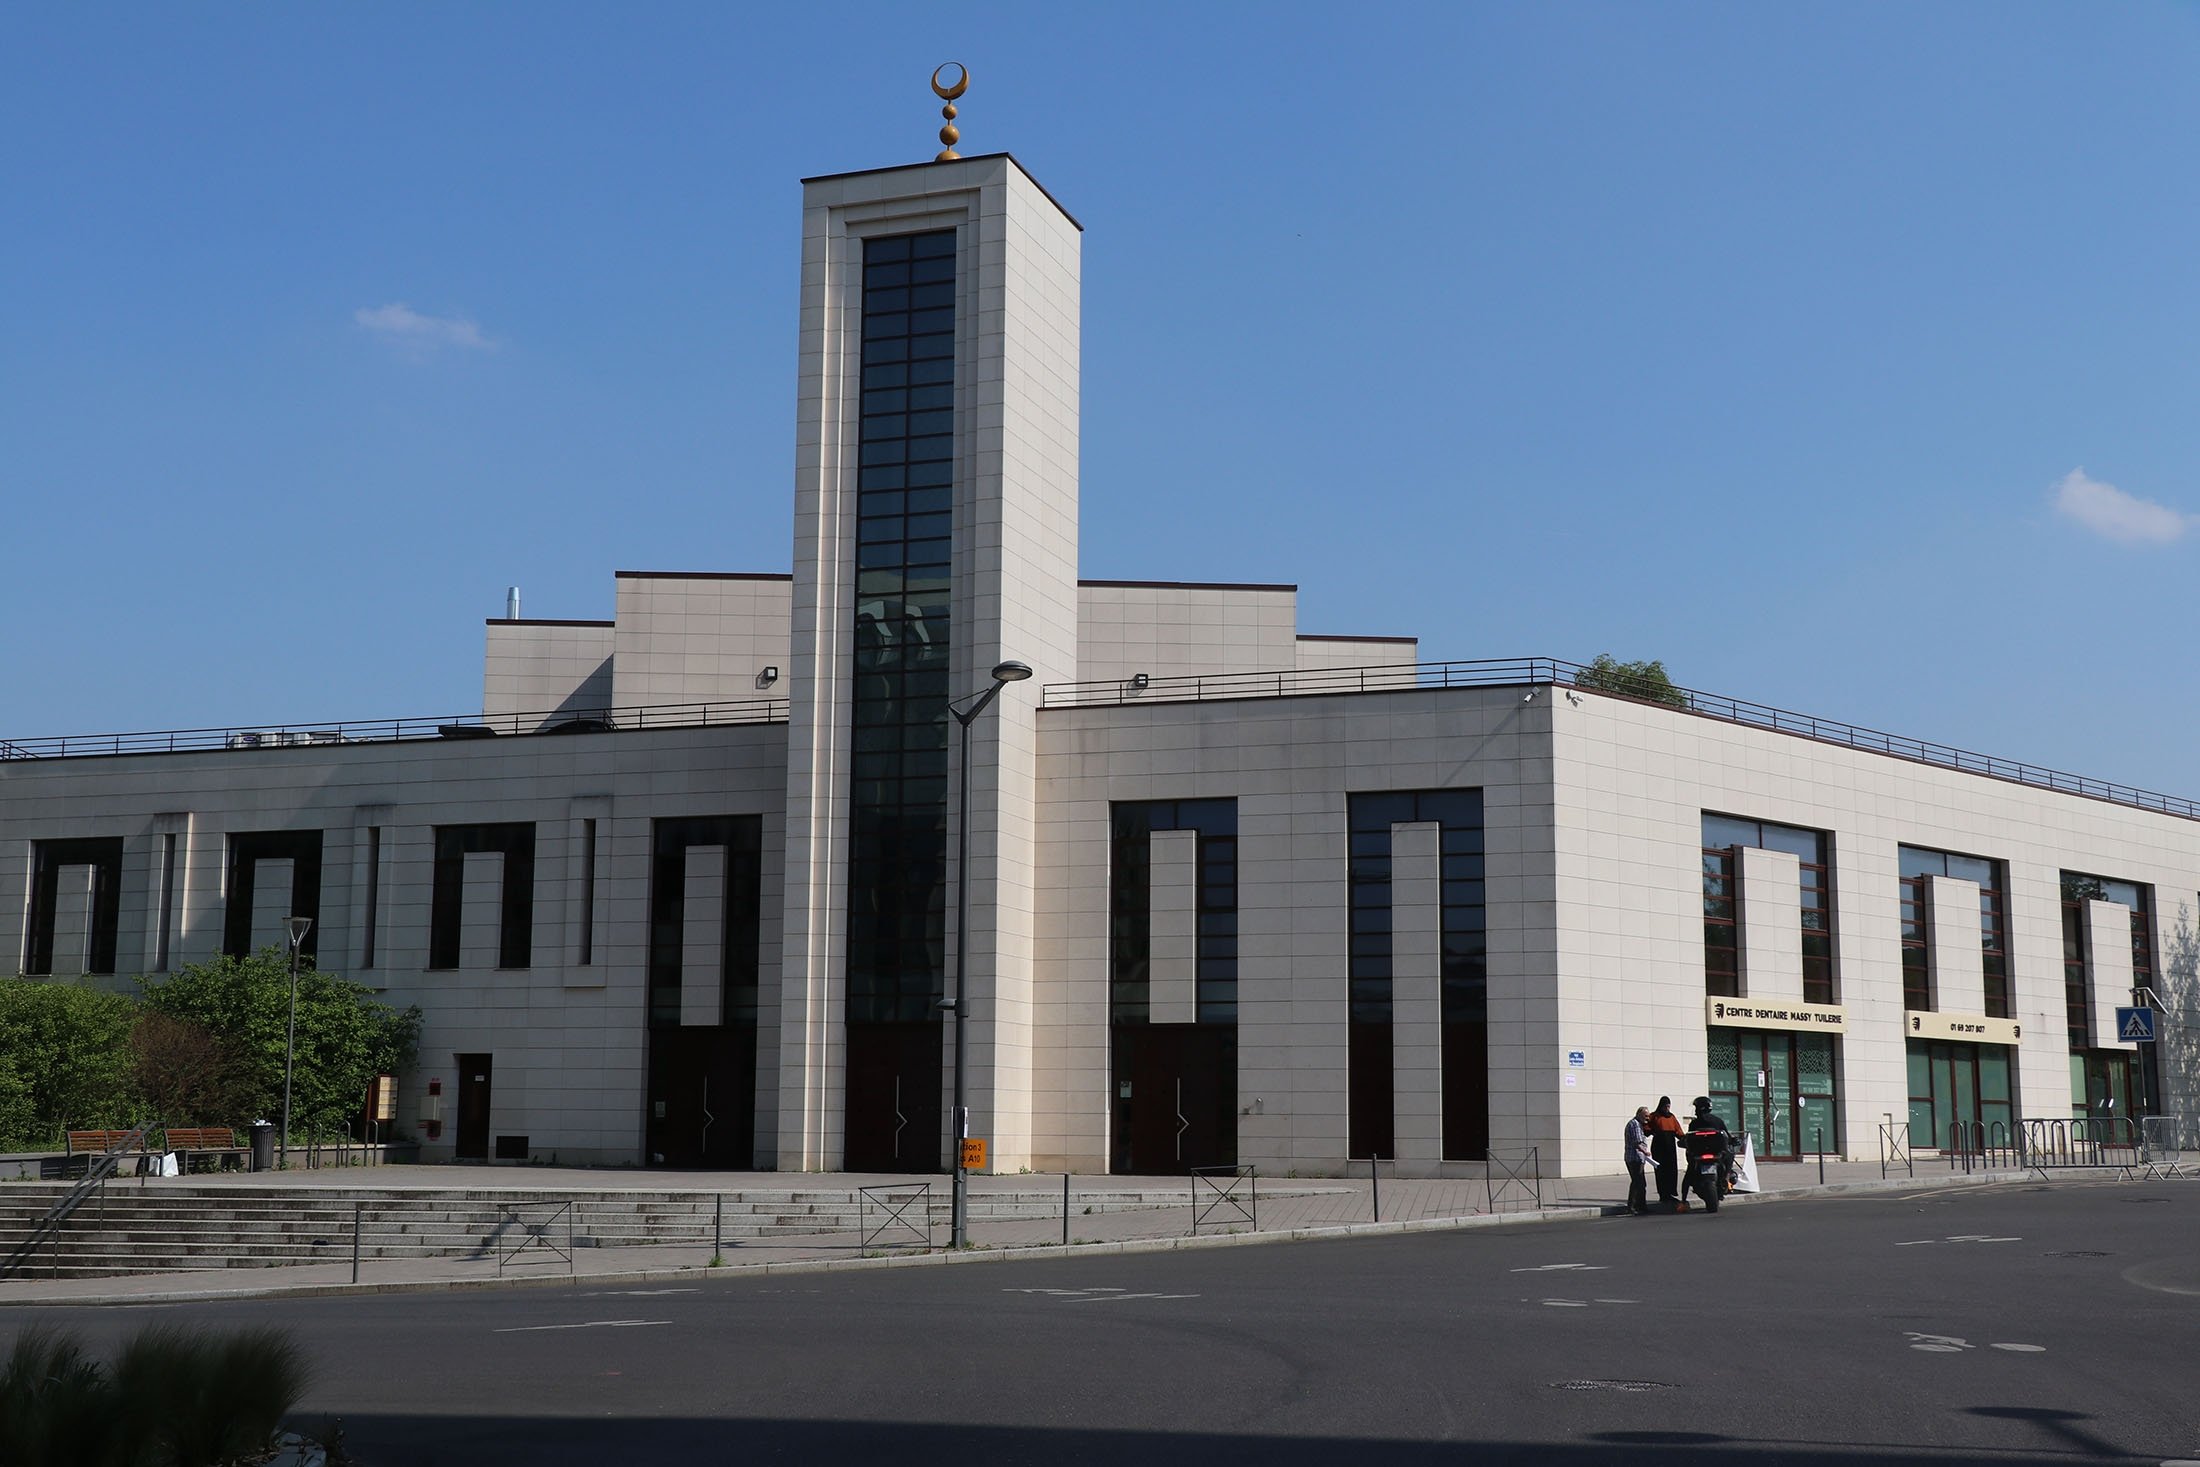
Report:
1647,1096,1685,1211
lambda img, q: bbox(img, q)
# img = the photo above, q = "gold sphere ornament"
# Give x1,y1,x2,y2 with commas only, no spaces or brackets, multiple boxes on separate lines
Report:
931,63,968,160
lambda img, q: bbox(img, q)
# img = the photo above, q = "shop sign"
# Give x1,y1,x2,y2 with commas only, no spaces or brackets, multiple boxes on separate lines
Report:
1906,1011,2021,1046
1705,997,1847,1034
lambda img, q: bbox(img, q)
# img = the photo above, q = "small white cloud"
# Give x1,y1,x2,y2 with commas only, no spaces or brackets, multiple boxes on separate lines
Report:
2051,467,2190,546
354,303,494,354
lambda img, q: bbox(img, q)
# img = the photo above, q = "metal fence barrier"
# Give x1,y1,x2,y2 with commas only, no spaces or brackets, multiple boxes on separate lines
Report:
1879,1121,1912,1180
496,1201,575,1274
859,1183,932,1251
1191,1166,1257,1234
2140,1115,2196,1179
1486,1147,1541,1214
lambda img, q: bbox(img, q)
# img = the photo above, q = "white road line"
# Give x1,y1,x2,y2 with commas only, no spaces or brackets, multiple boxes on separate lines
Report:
582,1288,698,1298
494,1319,673,1333
1067,1292,1173,1303
1990,1343,2047,1353
1510,1263,1609,1273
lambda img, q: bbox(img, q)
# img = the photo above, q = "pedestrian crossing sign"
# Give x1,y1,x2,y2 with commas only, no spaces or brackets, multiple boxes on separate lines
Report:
2115,1006,2155,1043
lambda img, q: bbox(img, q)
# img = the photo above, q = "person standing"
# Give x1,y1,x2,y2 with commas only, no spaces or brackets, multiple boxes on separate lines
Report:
1649,1096,1684,1211
1623,1106,1653,1215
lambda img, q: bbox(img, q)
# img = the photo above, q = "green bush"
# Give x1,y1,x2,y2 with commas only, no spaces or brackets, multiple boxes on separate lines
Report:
0,1322,309,1467
138,950,421,1142
1572,652,1689,708
0,980,137,1148
0,950,420,1151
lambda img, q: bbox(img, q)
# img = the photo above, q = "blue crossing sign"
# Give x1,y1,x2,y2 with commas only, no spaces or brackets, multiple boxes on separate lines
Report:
2115,1006,2156,1043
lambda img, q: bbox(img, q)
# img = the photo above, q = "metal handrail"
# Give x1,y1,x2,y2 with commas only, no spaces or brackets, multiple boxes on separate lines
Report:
1044,656,2200,823
0,1122,151,1279
0,697,790,761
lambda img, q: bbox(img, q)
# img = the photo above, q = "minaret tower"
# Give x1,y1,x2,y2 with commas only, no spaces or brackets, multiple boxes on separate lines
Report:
777,71,1082,1172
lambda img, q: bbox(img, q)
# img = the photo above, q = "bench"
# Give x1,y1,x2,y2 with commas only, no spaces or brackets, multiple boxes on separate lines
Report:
64,1129,147,1179
163,1126,252,1173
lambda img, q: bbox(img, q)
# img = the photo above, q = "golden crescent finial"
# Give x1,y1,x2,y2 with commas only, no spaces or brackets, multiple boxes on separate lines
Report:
930,63,968,160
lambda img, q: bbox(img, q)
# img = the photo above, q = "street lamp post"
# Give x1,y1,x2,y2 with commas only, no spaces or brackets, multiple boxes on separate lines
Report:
280,916,313,1168
945,659,1032,1249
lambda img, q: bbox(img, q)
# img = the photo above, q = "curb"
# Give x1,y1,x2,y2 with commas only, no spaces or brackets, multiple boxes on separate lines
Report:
0,1167,2039,1309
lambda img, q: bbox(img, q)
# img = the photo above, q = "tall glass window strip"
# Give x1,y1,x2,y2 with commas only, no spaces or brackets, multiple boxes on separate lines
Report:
846,229,957,1024
1107,800,1238,1025
1347,790,1487,1161
23,837,125,976
1897,846,2009,1017
1701,814,1835,1004
647,816,763,1029
2060,871,2153,1047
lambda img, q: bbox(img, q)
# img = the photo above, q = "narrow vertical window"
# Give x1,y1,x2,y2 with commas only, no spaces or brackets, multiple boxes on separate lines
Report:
362,827,381,969
579,818,597,966
155,832,178,972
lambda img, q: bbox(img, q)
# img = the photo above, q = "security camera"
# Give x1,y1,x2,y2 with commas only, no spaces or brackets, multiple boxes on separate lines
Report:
1521,690,1535,703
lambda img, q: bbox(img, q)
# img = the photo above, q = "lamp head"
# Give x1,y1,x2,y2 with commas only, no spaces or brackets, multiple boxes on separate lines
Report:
991,660,1033,684
286,916,313,947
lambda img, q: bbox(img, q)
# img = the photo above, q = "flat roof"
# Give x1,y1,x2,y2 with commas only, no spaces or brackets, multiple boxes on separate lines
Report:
800,153,1083,233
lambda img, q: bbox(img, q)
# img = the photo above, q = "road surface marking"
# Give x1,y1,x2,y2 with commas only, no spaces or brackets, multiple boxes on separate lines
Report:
1990,1343,2047,1352
1511,1263,1609,1272
582,1288,697,1297
1905,1332,1972,1352
494,1319,672,1333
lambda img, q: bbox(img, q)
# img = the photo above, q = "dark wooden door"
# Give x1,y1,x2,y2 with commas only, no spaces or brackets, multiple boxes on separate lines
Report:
647,1026,757,1169
1442,1020,1488,1160
1111,1024,1236,1174
455,1054,493,1161
844,1022,942,1173
1348,1022,1393,1161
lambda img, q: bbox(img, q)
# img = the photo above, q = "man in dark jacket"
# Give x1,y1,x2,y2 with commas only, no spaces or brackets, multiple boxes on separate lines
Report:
1685,1096,1733,1211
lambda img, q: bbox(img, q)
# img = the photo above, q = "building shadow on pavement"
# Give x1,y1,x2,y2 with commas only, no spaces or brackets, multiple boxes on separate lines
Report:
332,1414,2121,1466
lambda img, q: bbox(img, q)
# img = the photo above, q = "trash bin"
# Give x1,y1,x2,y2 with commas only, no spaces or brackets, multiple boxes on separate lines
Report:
250,1120,275,1173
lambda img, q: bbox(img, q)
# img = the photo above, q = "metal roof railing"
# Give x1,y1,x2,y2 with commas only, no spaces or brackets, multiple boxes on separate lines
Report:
1043,655,2200,823
0,698,790,762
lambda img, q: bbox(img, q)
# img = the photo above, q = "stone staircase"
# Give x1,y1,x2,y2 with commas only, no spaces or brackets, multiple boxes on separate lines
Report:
0,1181,1203,1279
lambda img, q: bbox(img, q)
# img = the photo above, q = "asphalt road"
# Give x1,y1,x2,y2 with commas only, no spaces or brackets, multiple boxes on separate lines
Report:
9,1179,2198,1465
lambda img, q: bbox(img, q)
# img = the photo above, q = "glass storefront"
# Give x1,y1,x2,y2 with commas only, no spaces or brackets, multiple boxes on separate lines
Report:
1708,1030,1839,1161
1906,1041,2013,1151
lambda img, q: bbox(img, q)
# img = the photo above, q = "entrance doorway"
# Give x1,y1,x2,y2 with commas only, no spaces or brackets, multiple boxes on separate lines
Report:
455,1054,493,1161
1707,1031,1838,1162
1111,1024,1235,1174
1906,1041,2014,1151
843,1021,942,1173
646,1026,757,1168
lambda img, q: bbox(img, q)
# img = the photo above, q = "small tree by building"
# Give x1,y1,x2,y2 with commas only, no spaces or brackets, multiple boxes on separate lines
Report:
137,950,421,1139
1573,653,1689,709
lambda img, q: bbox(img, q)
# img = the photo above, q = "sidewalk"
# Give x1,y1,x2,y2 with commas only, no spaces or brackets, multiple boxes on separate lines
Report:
0,1156,2020,1308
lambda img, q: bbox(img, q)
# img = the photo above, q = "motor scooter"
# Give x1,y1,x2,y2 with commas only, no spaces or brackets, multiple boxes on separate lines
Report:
1684,1131,1726,1213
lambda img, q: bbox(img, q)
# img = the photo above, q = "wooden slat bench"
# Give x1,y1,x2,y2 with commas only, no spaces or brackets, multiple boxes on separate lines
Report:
163,1126,252,1173
63,1129,147,1179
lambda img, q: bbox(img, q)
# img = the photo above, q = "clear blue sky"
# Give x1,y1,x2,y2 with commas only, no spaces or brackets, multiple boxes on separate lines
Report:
6,4,2199,793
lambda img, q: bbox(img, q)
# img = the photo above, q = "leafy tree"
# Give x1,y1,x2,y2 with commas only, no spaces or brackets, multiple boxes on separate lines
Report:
127,1012,253,1134
1573,653,1689,708
0,980,136,1146
137,950,420,1140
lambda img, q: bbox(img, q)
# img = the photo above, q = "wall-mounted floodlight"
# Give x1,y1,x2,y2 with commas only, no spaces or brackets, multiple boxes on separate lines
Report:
1130,672,1150,691
757,666,780,689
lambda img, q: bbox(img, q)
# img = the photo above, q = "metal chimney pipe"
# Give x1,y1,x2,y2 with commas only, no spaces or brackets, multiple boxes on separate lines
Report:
504,586,521,620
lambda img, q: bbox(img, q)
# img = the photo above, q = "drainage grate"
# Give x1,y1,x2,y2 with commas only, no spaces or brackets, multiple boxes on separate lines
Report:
1551,1380,1675,1393
2045,1249,2110,1257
